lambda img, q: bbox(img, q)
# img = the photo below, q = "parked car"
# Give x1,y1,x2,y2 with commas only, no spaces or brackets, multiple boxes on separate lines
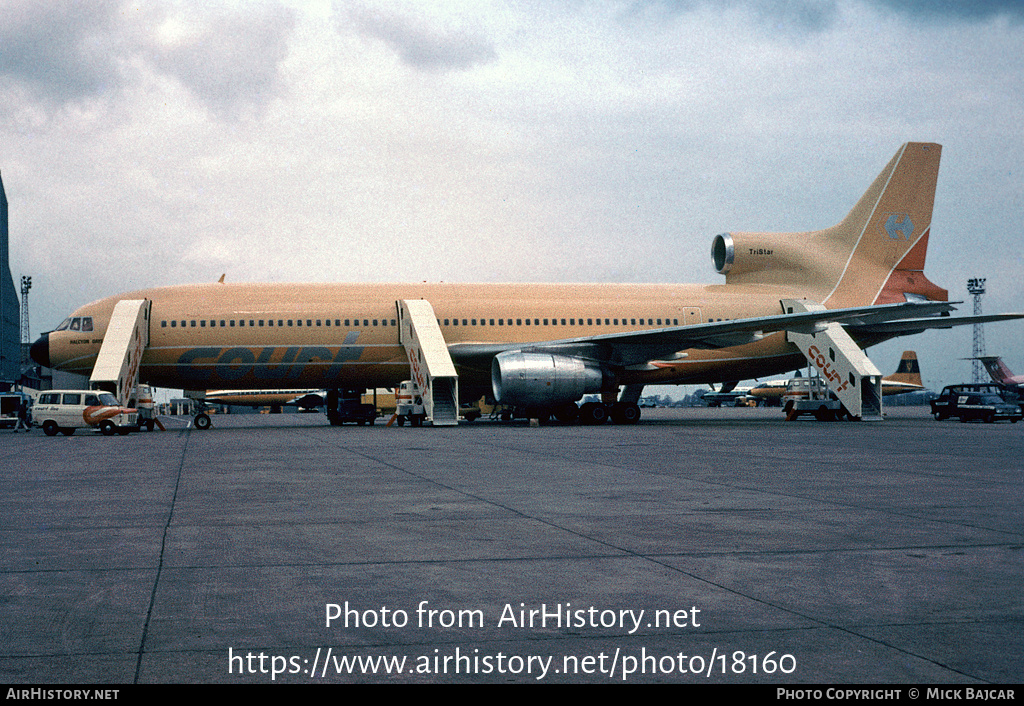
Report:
931,384,1021,423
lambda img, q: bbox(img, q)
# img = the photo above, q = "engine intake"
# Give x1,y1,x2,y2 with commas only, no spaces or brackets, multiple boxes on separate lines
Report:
711,232,735,274
491,351,604,407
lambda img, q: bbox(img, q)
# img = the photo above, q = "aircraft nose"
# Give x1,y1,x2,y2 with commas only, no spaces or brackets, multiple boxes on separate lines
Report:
29,333,49,368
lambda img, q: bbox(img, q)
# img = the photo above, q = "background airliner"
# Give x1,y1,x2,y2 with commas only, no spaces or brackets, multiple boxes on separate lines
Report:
30,143,1023,424
976,356,1024,395
204,389,325,411
748,351,925,405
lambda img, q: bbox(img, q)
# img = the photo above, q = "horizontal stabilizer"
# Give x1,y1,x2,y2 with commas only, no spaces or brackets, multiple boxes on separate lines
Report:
848,312,1024,336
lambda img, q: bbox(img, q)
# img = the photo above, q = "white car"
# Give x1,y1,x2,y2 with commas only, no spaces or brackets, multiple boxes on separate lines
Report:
33,390,138,436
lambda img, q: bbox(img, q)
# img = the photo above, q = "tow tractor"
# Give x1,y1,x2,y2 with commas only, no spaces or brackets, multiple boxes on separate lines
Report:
782,375,845,421
134,384,161,431
394,380,427,426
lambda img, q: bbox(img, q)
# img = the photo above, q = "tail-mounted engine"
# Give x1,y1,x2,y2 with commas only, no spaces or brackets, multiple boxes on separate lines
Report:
491,350,605,407
712,231,830,286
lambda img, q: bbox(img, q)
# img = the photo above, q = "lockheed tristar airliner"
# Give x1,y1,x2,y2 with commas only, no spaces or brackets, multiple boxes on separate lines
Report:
30,143,1024,425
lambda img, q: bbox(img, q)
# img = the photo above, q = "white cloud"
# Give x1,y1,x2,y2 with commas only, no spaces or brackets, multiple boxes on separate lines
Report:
340,1,497,73
0,0,126,105
143,3,298,118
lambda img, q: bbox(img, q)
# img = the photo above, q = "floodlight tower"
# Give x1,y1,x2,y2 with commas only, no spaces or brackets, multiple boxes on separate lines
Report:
967,278,986,383
20,275,31,365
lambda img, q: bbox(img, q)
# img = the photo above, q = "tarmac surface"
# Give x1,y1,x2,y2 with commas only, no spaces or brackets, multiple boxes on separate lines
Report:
1,406,1021,684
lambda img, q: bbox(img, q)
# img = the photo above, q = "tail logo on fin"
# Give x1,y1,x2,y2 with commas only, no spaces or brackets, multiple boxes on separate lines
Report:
884,213,915,240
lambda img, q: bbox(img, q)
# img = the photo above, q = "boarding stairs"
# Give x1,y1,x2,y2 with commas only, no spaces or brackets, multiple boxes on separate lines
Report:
397,299,459,426
89,299,151,406
781,298,883,421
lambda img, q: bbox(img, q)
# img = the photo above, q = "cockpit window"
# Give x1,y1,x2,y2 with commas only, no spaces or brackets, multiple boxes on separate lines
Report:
53,316,93,333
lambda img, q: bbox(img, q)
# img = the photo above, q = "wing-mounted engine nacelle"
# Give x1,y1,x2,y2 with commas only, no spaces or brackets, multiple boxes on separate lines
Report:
491,350,605,407
712,232,821,285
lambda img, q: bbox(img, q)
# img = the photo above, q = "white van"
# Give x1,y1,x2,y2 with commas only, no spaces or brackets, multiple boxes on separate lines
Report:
33,390,138,436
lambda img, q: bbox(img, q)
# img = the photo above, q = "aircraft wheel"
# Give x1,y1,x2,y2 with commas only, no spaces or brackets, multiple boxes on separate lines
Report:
194,413,212,430
61,428,75,436
100,420,117,436
397,416,405,426
43,421,58,436
579,402,608,425
610,402,641,425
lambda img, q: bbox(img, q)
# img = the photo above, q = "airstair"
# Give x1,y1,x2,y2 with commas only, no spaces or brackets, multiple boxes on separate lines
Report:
781,298,883,421
397,299,459,426
89,299,151,406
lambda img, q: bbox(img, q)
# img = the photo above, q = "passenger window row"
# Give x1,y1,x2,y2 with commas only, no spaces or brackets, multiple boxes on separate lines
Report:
439,317,681,326
38,392,103,405
161,318,398,329
158,316,715,329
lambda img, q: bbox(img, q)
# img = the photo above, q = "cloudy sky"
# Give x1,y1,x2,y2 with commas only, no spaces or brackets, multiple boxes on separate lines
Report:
2,0,1022,390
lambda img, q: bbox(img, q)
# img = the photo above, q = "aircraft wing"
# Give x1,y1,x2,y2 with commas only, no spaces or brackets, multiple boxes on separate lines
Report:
448,300,958,369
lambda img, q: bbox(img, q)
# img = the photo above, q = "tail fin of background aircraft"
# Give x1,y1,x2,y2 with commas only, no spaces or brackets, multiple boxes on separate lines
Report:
977,356,1015,385
713,142,948,308
885,351,922,388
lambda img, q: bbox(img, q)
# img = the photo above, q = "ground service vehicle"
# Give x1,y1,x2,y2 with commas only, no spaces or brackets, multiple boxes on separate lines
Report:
459,403,482,422
134,384,158,431
33,390,138,436
783,377,844,421
325,389,377,426
395,380,426,426
1,392,28,429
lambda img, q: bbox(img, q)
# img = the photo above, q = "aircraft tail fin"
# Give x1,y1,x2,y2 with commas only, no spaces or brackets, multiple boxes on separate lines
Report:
977,356,1015,385
713,143,949,308
885,350,922,388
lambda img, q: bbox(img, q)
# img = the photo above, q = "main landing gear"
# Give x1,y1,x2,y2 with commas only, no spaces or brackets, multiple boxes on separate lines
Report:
499,400,642,425
581,401,641,425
